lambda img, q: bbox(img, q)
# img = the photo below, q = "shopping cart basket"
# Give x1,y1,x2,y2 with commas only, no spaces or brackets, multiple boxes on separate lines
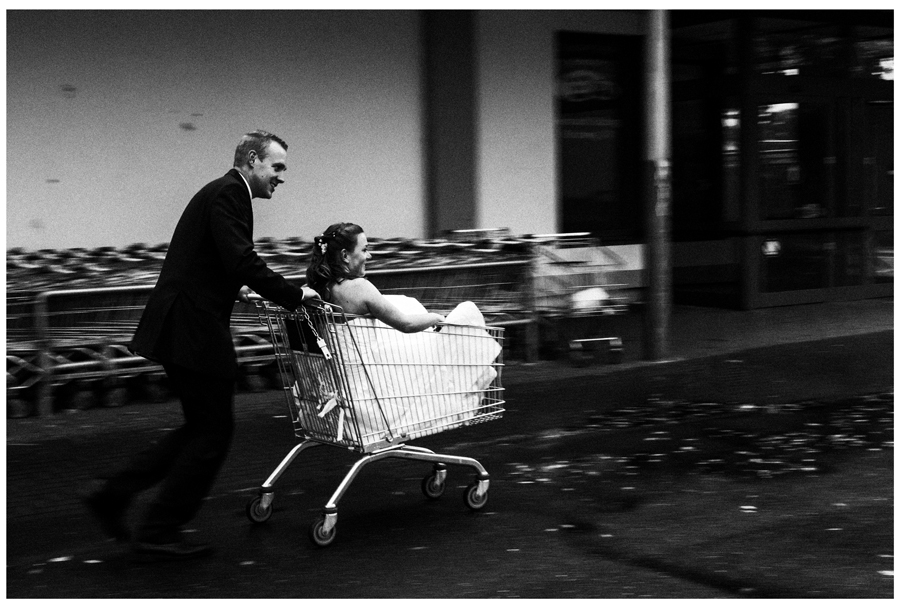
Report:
246,298,505,547
532,237,629,364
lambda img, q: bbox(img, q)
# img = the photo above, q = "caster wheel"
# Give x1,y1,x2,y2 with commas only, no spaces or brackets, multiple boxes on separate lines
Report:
421,473,446,500
464,482,488,511
309,516,337,547
246,494,273,523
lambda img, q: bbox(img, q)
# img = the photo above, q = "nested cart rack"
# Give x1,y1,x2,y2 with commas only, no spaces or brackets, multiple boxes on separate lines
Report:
246,298,505,547
530,234,630,364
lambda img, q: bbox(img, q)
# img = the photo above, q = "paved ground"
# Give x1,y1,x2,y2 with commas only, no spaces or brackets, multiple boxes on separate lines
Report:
4,298,894,598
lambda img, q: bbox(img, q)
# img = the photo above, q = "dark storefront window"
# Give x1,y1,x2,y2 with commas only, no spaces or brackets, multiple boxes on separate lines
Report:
757,101,836,220
722,108,741,222
673,98,721,226
833,231,866,287
753,20,846,78
864,101,894,216
555,31,643,244
671,18,740,232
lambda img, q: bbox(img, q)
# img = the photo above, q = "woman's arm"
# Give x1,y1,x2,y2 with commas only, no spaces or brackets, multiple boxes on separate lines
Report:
339,279,444,333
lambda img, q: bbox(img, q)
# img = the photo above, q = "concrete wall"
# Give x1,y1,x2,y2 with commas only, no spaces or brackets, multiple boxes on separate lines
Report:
7,10,650,254
475,10,645,235
6,10,424,250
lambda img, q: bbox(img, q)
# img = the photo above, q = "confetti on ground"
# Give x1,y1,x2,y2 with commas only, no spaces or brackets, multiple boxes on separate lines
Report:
506,393,892,483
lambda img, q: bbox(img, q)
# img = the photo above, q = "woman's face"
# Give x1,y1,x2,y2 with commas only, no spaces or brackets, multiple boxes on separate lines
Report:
344,232,371,277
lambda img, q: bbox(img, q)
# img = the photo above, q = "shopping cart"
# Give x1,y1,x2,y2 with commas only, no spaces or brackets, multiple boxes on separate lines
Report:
246,298,505,547
531,235,630,364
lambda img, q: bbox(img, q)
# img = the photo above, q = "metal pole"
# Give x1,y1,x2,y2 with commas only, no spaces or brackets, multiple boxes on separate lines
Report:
643,9,672,361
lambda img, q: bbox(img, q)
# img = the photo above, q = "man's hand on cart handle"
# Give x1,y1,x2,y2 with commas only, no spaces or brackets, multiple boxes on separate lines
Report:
238,285,322,305
237,285,254,303
301,286,322,303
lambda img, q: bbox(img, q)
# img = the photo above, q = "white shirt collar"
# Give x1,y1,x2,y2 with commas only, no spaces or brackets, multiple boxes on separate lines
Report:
235,170,253,200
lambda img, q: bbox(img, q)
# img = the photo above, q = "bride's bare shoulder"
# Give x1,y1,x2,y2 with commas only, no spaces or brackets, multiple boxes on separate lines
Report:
332,278,378,313
335,277,376,294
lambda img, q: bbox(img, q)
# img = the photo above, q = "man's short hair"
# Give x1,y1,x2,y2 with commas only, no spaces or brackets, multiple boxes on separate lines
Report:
233,130,288,166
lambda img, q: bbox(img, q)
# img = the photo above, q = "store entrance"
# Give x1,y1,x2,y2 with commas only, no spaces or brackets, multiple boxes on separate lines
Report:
671,10,893,308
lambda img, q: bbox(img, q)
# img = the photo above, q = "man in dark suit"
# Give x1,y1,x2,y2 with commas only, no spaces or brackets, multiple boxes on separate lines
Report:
84,130,317,561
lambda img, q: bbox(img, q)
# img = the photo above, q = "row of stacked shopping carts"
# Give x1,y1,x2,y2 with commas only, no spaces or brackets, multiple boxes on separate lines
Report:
6,231,633,418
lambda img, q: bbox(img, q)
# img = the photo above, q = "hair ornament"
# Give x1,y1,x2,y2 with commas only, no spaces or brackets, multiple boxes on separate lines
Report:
316,235,328,255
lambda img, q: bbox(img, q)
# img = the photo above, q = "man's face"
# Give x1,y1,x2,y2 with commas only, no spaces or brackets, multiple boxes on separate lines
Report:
248,142,287,199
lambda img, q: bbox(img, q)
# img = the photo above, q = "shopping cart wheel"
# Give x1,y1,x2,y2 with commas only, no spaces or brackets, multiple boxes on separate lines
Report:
246,494,273,523
421,473,446,500
463,483,489,511
309,516,337,547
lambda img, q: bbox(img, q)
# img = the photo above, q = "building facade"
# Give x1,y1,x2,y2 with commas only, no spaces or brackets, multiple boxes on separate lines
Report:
423,9,893,309
668,10,893,308
6,10,893,309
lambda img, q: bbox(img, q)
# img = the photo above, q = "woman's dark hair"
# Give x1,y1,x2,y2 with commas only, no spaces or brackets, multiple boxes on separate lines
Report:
306,222,365,300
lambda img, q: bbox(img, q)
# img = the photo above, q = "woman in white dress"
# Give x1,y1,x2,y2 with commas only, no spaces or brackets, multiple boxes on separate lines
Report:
303,223,501,444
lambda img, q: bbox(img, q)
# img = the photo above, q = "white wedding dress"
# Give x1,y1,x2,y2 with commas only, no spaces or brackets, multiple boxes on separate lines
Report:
330,296,502,445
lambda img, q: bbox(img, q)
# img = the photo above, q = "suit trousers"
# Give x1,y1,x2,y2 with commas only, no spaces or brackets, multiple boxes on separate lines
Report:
103,362,235,543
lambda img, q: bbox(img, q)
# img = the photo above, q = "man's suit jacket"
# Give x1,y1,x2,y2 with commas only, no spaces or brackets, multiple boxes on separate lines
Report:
131,168,305,379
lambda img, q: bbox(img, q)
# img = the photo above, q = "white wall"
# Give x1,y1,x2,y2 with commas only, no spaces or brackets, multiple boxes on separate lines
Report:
7,10,651,251
475,10,645,235
6,10,424,250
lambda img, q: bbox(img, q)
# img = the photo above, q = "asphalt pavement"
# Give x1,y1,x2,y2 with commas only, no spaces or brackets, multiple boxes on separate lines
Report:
4,297,894,598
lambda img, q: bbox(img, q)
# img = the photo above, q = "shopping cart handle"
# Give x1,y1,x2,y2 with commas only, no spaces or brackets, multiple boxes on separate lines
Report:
301,299,335,313
240,292,341,314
